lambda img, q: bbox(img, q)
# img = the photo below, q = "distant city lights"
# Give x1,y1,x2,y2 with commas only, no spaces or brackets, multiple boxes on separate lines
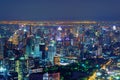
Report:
0,67,6,72
19,28,22,30
96,72,102,76
113,25,117,30
0,21,120,80
24,28,27,32
58,26,62,31
56,37,62,41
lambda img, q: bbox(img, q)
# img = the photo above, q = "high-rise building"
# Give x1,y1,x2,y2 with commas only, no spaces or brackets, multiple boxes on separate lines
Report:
8,72,18,80
33,44,40,58
39,43,46,59
48,40,56,64
97,45,102,57
0,39,4,59
25,36,34,58
54,56,60,65
3,42,9,58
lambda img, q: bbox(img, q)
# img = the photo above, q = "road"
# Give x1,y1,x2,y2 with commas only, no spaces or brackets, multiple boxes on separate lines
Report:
88,59,112,80
91,58,120,80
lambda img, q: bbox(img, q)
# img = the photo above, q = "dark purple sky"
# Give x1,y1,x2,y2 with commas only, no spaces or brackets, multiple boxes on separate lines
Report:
0,0,120,21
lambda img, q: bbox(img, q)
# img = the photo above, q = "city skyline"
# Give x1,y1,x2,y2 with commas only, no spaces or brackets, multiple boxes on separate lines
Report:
0,1,120,79
0,0,120,21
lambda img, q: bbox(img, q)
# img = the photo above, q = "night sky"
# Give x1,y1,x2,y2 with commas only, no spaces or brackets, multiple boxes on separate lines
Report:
0,0,120,21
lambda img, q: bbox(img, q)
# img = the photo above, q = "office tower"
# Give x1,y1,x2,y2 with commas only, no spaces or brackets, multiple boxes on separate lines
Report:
34,57,40,68
25,37,33,58
0,39,4,59
33,44,40,58
3,42,9,58
8,72,18,80
39,43,46,59
97,45,102,57
48,40,56,64
56,26,62,41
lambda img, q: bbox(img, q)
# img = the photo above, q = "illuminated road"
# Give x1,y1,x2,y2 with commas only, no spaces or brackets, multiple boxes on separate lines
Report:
88,71,97,80
89,58,120,80
88,59,112,80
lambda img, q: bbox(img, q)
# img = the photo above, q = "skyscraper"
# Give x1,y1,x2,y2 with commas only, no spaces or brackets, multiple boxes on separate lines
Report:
48,40,56,64
39,43,46,59
0,39,4,59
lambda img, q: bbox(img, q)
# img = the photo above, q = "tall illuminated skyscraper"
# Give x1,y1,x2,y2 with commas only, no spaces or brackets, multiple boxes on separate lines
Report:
31,36,40,58
48,40,56,64
25,36,33,58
